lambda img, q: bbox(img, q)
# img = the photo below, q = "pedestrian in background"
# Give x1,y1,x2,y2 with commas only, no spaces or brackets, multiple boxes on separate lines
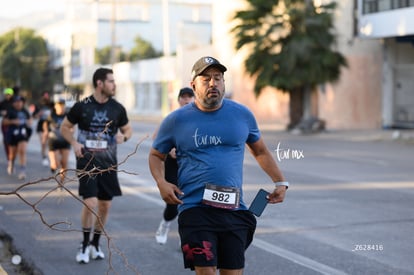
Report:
149,56,288,274
3,95,33,179
60,68,132,264
155,87,195,245
0,88,14,161
33,92,53,166
43,97,71,183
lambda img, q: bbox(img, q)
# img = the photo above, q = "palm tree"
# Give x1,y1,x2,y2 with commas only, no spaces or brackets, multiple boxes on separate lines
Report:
232,0,347,131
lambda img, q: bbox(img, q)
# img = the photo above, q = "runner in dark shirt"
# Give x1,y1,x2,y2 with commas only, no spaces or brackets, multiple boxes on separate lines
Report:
0,88,15,161
43,98,71,182
3,95,33,179
60,68,133,264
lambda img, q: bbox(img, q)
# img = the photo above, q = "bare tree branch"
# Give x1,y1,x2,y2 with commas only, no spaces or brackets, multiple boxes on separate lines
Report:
0,134,149,275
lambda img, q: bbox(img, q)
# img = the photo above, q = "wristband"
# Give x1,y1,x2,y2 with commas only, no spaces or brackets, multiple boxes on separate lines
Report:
123,136,128,142
275,181,289,189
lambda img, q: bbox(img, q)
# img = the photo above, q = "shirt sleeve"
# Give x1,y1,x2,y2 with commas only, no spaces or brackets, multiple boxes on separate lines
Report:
66,101,82,125
118,104,129,127
245,107,261,144
152,113,176,154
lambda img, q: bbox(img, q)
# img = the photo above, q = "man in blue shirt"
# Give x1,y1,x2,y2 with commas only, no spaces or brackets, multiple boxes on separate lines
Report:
149,56,288,275
155,87,195,245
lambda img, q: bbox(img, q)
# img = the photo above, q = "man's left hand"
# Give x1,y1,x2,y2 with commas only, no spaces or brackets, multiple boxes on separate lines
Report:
266,186,287,204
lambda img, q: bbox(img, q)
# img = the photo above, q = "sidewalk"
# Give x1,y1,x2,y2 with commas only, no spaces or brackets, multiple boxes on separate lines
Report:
257,120,414,143
130,114,414,143
0,233,30,275
310,128,414,142
0,140,47,274
0,119,59,274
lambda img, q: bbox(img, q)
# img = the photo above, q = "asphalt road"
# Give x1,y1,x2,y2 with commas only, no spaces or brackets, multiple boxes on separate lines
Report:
1,120,413,275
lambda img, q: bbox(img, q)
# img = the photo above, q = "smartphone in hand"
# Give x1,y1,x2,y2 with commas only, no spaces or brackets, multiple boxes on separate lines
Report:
249,189,270,217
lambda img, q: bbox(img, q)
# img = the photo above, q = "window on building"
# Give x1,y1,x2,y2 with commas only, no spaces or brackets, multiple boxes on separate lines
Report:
363,0,414,14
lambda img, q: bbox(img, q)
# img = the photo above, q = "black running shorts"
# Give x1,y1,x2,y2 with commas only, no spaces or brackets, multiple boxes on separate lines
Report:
77,169,122,200
178,207,256,270
48,137,71,151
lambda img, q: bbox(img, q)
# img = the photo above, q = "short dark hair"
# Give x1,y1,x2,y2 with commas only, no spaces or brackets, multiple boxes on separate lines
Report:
93,68,113,88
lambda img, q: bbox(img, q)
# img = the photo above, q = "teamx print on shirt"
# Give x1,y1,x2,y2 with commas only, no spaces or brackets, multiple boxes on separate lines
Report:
193,128,223,147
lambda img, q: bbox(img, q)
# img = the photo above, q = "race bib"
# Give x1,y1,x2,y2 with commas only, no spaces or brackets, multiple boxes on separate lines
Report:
202,183,240,209
85,139,108,151
13,126,27,137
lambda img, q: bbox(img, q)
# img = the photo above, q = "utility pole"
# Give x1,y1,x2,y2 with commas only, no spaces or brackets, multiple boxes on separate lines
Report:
96,0,146,64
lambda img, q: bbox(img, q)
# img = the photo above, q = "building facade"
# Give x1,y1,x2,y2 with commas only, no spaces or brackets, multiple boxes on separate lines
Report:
40,0,213,100
39,0,414,129
211,0,385,129
358,0,414,128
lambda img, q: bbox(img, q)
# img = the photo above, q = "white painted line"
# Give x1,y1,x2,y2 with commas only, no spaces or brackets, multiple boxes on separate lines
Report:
120,169,349,275
122,185,164,207
252,238,348,275
27,137,348,275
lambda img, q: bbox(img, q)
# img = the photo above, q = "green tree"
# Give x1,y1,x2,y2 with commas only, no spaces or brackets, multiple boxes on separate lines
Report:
95,46,112,64
232,0,347,130
95,36,161,64
129,36,162,61
0,27,50,98
95,46,128,64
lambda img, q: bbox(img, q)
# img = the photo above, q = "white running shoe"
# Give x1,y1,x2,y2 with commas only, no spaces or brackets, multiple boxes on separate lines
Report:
17,171,26,180
89,244,105,260
42,158,49,166
7,162,13,175
155,219,171,245
76,244,90,264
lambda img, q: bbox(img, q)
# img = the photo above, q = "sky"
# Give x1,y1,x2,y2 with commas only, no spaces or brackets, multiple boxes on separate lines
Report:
0,0,66,19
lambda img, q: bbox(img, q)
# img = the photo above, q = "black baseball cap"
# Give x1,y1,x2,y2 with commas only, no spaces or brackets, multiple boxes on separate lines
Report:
178,87,194,98
191,56,227,80
12,95,25,102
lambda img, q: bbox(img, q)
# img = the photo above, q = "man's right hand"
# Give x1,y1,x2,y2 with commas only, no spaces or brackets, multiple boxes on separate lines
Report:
158,180,183,204
73,142,84,158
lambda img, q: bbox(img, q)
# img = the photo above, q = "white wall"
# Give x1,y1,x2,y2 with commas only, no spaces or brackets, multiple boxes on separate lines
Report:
112,56,177,115
358,2,414,38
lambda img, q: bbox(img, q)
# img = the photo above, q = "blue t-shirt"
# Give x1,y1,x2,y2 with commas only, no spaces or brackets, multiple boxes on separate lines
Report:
152,99,260,213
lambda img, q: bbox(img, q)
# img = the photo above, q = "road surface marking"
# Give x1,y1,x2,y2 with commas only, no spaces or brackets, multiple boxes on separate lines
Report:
253,238,348,275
